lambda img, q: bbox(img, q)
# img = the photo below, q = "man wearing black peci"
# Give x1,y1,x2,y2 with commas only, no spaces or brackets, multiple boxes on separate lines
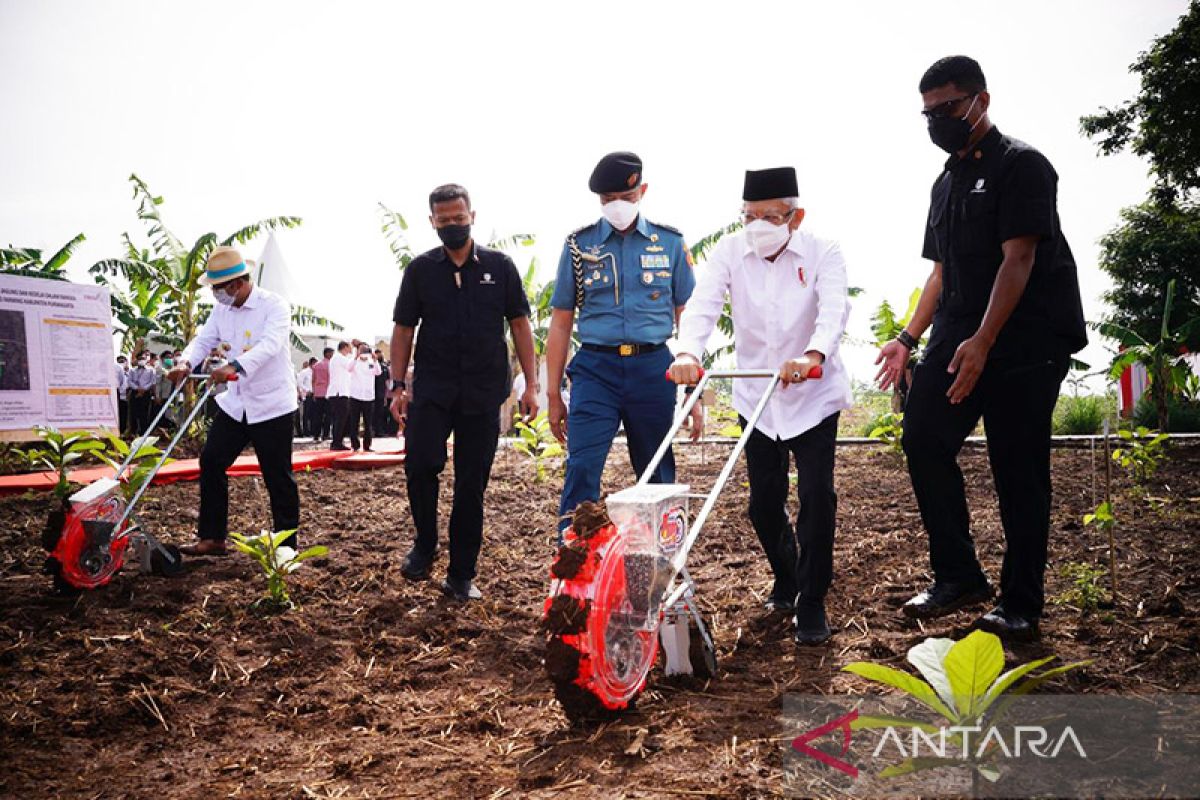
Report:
875,56,1087,641
390,183,539,602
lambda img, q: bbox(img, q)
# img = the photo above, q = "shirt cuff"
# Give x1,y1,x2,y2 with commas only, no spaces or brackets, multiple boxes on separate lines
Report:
230,360,247,375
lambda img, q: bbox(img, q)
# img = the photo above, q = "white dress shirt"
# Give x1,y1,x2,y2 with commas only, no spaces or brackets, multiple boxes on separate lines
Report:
297,366,313,396
180,284,298,424
350,356,381,401
326,351,355,398
676,228,852,441
115,363,128,400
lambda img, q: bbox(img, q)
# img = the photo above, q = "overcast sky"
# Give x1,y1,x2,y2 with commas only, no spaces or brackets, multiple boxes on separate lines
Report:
0,0,1188,387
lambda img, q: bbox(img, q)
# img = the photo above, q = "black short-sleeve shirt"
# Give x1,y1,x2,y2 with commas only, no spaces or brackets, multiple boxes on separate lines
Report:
922,126,1087,361
393,243,531,413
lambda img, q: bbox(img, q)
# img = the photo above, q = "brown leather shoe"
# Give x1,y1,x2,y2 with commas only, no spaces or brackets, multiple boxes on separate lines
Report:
179,540,228,557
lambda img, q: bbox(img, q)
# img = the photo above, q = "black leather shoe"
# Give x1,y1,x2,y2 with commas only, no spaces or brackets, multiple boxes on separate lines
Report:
902,580,993,619
442,578,482,602
794,600,832,646
764,590,797,614
974,606,1040,642
400,549,435,581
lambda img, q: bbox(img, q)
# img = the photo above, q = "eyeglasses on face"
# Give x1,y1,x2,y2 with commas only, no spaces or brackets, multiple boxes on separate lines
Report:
741,208,796,226
921,94,977,121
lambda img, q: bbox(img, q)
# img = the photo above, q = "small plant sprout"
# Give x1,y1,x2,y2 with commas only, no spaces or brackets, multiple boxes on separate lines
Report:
28,426,107,501
843,630,1090,786
1111,426,1170,482
1052,562,1111,613
869,412,905,455
512,411,564,483
229,529,327,609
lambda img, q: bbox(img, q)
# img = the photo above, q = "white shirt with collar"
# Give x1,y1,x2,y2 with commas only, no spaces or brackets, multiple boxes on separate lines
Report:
297,365,313,395
676,227,852,441
326,350,355,398
180,284,298,424
349,356,381,401
115,363,128,399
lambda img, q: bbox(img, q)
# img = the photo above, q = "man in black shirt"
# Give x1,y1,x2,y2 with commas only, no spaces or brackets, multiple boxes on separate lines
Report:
390,183,539,601
876,56,1087,641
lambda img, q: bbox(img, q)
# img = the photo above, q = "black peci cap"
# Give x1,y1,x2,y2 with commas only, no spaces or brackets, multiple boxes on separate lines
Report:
589,151,643,193
743,167,799,201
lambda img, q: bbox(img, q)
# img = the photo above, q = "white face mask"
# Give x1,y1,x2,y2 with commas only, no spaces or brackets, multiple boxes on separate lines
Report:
601,199,639,230
214,284,238,306
745,218,792,258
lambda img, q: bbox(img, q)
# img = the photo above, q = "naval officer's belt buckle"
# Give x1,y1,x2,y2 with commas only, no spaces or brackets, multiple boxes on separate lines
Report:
618,344,636,356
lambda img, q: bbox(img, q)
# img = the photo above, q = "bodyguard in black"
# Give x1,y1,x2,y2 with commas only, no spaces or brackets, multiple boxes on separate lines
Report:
876,56,1086,641
390,183,539,602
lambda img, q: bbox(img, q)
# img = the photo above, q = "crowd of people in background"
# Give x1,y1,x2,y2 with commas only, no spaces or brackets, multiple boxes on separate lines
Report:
293,340,401,449
113,338,402,445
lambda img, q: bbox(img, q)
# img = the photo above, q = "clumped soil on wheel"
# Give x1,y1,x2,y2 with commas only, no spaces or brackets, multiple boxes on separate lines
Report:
0,442,1197,798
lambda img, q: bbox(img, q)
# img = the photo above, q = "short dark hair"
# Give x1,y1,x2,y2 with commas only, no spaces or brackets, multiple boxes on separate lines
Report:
429,183,471,210
308,357,317,366
337,340,351,351
919,55,987,95
323,347,334,357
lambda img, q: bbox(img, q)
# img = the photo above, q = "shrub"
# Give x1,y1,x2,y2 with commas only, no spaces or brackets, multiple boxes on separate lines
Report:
1132,394,1200,432
1052,394,1107,435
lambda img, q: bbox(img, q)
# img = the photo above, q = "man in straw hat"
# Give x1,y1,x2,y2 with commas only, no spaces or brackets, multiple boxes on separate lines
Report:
670,167,852,645
166,246,301,557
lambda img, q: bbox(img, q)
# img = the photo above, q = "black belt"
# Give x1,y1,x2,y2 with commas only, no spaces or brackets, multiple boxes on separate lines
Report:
581,343,666,357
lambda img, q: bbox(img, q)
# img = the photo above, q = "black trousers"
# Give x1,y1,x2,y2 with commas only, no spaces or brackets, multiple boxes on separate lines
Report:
312,396,330,439
372,395,390,436
118,398,128,436
129,393,152,434
404,400,500,583
902,351,1068,618
302,393,316,436
328,395,351,447
743,412,840,606
347,397,373,450
198,408,298,547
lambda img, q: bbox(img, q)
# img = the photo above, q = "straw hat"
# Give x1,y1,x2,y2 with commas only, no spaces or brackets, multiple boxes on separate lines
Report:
200,246,252,286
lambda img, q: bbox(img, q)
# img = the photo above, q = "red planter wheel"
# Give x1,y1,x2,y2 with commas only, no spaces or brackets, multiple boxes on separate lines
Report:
544,502,662,721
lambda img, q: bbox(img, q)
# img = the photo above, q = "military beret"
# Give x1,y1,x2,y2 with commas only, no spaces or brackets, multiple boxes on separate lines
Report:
743,167,799,201
589,151,643,193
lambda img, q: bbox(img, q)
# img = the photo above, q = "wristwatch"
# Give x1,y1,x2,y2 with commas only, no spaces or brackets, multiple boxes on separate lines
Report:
391,379,407,391
896,330,919,350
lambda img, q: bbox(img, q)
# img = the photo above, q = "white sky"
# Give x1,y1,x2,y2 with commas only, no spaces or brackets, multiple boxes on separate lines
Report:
0,0,1189,388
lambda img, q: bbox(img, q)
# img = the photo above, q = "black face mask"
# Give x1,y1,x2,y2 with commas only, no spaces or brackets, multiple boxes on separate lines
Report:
927,95,980,154
436,223,471,250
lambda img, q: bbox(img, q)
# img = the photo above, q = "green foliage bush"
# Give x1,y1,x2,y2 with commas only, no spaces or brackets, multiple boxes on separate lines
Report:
1132,394,1200,432
1052,394,1110,435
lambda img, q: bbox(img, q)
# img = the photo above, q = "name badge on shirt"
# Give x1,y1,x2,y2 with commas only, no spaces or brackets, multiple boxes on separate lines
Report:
640,254,669,271
480,272,495,285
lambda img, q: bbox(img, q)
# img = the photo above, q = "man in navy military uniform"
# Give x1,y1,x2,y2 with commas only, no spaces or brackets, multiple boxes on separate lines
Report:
546,151,700,539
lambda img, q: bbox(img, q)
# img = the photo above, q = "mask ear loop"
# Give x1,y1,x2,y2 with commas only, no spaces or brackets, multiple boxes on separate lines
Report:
963,94,983,134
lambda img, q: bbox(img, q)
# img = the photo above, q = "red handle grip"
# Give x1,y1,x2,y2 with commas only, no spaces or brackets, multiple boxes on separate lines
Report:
226,373,239,382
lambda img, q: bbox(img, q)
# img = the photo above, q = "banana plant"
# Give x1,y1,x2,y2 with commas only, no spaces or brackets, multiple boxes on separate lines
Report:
1097,278,1200,431
378,202,415,271
1,233,87,282
90,174,302,352
843,630,1090,785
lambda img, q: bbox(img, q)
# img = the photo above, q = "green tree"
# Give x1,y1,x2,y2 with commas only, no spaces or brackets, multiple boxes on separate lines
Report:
1095,199,1200,343
1080,1,1200,202
90,174,304,350
0,233,86,281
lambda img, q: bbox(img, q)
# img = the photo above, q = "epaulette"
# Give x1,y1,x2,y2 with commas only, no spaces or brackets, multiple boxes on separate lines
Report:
567,221,599,239
647,220,683,237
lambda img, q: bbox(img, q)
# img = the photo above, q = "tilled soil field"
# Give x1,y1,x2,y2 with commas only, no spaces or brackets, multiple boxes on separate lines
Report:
1,440,1197,798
